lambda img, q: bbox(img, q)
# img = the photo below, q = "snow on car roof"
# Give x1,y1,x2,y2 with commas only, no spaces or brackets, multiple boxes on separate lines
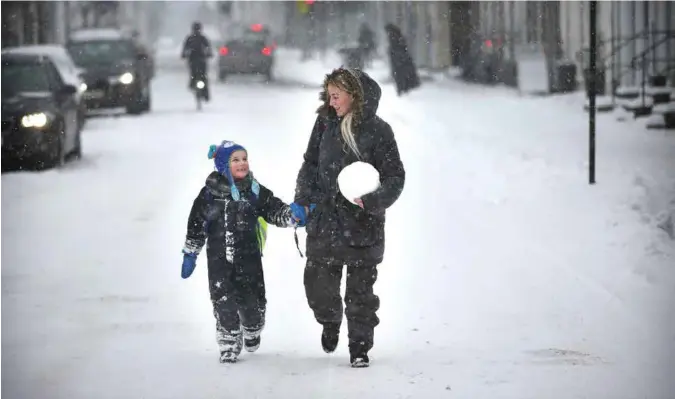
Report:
0,52,44,64
1,45,83,86
2,44,70,59
2,45,78,69
69,28,126,42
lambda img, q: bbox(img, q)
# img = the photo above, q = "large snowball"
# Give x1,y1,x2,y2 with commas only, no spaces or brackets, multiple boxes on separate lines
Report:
337,161,380,205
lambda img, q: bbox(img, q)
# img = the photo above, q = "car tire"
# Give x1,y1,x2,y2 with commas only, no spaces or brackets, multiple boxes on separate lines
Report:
264,69,273,83
45,123,66,169
126,83,148,115
126,95,143,115
142,86,152,112
78,107,87,130
2,152,18,172
72,130,82,159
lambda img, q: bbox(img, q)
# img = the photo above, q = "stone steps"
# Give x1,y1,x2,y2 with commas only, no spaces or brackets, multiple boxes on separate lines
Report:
583,74,674,129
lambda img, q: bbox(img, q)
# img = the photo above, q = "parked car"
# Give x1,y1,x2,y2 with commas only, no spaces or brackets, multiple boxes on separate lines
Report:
1,53,82,169
2,44,88,129
218,24,275,82
66,28,152,115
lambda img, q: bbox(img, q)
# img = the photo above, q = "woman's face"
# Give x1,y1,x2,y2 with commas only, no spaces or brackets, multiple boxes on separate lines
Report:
229,150,249,180
327,83,353,117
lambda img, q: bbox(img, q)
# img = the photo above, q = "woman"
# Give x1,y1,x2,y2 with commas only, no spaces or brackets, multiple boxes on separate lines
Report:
384,23,421,96
294,68,405,368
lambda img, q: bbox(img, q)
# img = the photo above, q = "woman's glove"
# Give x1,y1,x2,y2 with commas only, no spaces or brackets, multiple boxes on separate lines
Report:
181,251,198,279
290,203,316,227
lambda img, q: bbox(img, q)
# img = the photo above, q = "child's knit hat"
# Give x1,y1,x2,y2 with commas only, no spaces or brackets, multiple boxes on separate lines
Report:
208,140,258,201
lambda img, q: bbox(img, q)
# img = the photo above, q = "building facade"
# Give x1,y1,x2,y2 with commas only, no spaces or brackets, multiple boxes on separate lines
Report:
372,1,453,70
1,1,164,49
476,0,674,92
559,1,674,90
1,1,69,48
370,0,673,91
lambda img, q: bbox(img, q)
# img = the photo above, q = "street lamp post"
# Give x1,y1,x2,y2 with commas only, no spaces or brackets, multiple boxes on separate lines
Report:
588,0,597,185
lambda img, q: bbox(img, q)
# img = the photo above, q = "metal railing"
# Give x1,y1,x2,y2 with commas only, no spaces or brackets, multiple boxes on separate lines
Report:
580,28,674,103
618,34,674,106
581,30,674,76
612,34,674,83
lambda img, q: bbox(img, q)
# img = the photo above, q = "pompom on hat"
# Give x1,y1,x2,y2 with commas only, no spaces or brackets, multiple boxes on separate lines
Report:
207,140,258,201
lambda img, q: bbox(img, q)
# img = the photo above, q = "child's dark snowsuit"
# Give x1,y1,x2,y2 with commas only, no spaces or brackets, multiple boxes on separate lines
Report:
184,171,295,357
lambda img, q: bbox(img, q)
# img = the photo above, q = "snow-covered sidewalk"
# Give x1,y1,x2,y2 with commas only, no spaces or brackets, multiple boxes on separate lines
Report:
378,79,675,396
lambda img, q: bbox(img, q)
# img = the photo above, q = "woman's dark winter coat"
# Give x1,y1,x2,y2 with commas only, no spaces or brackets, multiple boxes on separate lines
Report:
294,71,405,265
385,24,421,96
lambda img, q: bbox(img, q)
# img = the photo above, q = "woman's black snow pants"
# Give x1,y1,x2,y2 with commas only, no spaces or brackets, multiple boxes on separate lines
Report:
304,258,380,356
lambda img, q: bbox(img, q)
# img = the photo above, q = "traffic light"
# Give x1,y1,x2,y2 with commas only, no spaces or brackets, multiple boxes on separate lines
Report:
298,0,315,14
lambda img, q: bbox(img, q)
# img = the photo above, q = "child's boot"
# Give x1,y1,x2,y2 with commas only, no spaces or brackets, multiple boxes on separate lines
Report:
219,350,238,363
216,327,243,363
243,328,262,353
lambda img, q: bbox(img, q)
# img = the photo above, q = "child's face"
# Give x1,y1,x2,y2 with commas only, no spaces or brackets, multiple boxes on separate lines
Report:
229,150,249,180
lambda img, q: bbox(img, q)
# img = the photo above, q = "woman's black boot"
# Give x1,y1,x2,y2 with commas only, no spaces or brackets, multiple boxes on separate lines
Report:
321,323,340,353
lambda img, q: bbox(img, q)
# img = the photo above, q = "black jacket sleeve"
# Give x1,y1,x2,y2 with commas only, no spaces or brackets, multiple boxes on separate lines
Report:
201,35,213,58
258,185,295,228
360,121,405,213
294,116,324,206
183,187,208,255
181,36,190,59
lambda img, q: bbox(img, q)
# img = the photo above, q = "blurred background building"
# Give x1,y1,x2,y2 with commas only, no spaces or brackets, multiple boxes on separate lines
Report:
2,1,673,94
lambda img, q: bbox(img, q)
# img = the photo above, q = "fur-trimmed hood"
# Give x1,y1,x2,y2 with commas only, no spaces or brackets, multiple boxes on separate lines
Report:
316,69,382,123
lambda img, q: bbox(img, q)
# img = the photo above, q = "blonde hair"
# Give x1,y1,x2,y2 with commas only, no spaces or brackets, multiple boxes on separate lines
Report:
340,112,360,159
318,68,365,159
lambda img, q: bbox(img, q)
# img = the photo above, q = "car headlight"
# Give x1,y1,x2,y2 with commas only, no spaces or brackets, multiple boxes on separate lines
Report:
21,112,50,128
196,80,205,89
79,82,88,92
119,72,134,84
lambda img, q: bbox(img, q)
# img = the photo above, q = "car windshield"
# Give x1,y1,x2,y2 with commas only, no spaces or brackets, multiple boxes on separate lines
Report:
227,39,265,49
241,31,268,43
66,40,135,66
1,62,51,97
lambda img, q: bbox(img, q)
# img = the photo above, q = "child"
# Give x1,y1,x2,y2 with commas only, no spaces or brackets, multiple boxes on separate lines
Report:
181,140,308,363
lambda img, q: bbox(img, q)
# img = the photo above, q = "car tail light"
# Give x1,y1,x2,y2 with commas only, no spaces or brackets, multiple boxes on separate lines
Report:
219,46,229,56
261,47,272,56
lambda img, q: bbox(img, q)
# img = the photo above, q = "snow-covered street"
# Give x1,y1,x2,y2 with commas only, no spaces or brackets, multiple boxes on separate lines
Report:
2,51,674,399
